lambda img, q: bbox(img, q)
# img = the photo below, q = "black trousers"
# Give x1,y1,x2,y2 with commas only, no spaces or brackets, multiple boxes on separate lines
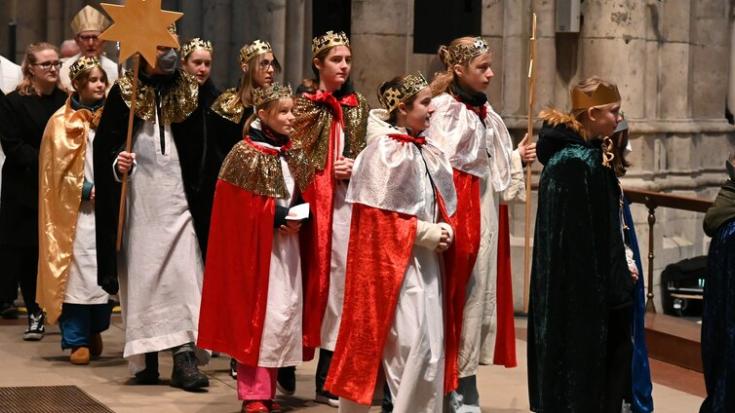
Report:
0,245,39,314
316,348,333,394
604,306,633,413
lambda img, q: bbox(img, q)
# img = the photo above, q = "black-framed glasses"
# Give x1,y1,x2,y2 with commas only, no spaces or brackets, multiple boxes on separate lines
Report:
258,60,275,70
78,34,99,42
33,61,62,71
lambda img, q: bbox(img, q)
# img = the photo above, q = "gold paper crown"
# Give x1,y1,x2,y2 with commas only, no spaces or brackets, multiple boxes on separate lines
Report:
70,5,110,34
571,83,621,111
378,71,429,114
240,40,272,65
69,56,102,82
252,83,293,108
182,38,213,59
311,31,350,56
446,37,489,66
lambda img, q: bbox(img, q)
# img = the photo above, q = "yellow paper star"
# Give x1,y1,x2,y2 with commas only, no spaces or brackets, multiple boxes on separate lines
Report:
99,0,182,68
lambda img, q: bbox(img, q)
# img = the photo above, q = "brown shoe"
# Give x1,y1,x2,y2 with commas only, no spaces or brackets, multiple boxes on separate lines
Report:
89,333,103,357
70,347,90,365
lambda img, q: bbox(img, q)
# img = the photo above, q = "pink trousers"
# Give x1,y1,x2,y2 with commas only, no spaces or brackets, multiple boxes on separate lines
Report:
237,363,277,400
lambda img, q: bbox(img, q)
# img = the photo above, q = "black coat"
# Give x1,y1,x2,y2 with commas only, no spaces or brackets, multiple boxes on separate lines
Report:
0,87,66,246
93,70,213,295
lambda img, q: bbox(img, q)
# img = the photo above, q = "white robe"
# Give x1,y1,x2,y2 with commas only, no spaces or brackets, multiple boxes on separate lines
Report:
319,126,353,352
253,139,304,368
117,113,206,373
64,128,108,305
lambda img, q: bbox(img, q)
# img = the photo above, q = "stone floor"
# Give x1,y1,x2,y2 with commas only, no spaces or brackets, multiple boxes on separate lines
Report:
0,315,705,412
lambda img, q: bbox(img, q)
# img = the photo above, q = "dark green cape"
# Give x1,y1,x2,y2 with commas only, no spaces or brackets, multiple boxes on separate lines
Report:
528,119,634,412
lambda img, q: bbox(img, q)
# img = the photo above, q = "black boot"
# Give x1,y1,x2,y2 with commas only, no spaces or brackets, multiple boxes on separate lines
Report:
134,352,160,385
171,351,209,391
277,366,296,395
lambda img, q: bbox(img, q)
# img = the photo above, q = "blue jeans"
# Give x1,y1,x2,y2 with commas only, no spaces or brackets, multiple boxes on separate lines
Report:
59,302,112,349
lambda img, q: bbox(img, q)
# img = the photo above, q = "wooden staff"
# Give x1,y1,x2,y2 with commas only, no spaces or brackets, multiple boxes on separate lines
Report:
523,13,538,313
116,54,140,251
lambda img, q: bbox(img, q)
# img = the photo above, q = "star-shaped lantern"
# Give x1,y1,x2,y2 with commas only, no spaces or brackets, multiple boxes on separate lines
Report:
99,0,182,68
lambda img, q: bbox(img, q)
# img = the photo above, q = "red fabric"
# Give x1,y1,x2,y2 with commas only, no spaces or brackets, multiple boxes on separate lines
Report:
387,133,426,146
453,95,487,121
197,180,276,366
324,204,417,405
442,169,482,393
300,91,358,350
494,204,517,367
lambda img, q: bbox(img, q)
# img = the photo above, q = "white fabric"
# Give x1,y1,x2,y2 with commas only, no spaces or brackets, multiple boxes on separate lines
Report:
428,92,517,376
59,53,118,92
253,139,303,368
319,126,353,351
501,149,526,203
64,128,108,305
0,55,22,207
117,112,206,373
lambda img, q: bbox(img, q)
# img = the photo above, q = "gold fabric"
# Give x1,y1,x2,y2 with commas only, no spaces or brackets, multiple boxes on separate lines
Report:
288,93,368,190
211,87,245,124
219,140,289,199
37,98,103,324
118,70,198,124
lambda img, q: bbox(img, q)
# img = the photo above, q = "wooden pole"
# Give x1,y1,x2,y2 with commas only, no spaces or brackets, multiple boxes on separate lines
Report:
116,53,140,251
523,13,537,313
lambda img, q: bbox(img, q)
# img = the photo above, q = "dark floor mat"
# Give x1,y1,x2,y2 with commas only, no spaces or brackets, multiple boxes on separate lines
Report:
0,385,114,412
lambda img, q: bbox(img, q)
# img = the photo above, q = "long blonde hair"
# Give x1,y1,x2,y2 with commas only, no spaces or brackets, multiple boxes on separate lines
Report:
18,42,59,96
430,36,482,96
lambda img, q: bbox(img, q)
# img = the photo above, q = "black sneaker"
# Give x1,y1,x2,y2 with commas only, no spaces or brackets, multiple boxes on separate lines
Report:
134,352,160,385
0,302,19,319
22,312,45,341
277,366,296,395
171,351,209,391
230,358,237,379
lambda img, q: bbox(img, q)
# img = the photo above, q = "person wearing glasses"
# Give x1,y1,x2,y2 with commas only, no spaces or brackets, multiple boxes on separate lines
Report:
0,42,66,341
59,6,118,93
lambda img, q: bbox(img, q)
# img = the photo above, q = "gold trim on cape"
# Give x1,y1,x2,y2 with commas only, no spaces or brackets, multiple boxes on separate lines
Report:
37,97,104,324
218,140,290,199
288,92,368,190
117,70,198,124
210,87,245,124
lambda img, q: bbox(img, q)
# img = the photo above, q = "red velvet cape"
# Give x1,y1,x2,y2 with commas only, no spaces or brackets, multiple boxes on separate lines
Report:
197,179,276,366
495,203,517,367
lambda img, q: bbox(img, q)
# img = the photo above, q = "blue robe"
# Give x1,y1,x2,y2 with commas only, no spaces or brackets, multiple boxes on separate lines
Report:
623,199,654,412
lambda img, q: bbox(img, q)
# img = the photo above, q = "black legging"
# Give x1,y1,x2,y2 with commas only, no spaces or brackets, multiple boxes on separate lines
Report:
0,245,39,314
605,306,633,413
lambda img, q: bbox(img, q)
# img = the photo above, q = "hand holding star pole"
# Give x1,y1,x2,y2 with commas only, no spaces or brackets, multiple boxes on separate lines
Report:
98,0,182,251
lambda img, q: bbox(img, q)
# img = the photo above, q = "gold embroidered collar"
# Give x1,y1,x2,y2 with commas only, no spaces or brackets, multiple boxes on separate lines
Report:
117,70,198,124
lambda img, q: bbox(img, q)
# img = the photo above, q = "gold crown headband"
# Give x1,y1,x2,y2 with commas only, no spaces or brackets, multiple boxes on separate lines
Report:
240,40,272,65
378,72,429,114
69,56,102,82
252,83,293,108
446,37,489,66
182,38,213,59
70,5,110,34
571,83,621,111
312,31,350,56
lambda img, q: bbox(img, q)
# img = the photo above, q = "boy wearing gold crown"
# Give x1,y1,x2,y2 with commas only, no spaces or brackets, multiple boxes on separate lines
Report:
324,72,456,412
528,76,636,412
198,83,306,413
59,6,118,92
93,37,213,391
290,30,369,407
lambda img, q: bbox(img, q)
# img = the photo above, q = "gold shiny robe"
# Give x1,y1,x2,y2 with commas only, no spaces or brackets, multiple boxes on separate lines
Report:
36,98,102,324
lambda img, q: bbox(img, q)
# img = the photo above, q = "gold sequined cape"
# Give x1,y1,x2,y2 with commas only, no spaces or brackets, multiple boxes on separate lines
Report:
289,92,369,190
210,87,245,124
117,70,198,124
37,97,103,324
218,139,291,199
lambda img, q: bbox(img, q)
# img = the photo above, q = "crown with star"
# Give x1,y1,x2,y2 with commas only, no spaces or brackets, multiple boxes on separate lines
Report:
240,40,272,65
69,56,102,82
252,83,293,108
378,71,429,114
311,31,350,56
446,37,489,66
182,38,213,59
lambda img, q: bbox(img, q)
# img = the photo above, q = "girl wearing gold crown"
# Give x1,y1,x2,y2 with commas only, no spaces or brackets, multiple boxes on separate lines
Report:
181,38,219,109
528,76,636,412
289,30,369,407
324,72,456,413
36,57,111,366
198,83,305,413
427,36,534,410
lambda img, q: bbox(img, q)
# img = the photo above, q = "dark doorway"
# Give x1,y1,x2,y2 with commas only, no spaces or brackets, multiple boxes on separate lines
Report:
413,0,482,54
312,0,352,38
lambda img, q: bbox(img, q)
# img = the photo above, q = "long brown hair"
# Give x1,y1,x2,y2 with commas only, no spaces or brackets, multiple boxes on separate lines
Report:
18,42,59,96
238,53,281,107
430,36,481,96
